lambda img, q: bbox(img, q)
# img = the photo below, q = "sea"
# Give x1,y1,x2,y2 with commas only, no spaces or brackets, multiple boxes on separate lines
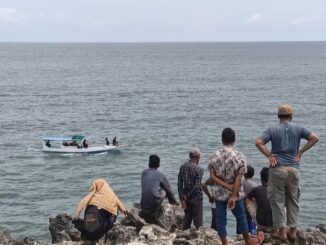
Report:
0,42,325,241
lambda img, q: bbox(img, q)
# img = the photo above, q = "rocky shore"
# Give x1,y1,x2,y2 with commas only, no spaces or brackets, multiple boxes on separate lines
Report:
1,203,325,245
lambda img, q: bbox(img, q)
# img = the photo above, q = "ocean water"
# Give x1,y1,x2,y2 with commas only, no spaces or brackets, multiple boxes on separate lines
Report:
0,42,325,240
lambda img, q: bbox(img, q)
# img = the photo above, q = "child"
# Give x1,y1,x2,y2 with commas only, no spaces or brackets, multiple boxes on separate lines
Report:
202,178,217,230
242,165,258,235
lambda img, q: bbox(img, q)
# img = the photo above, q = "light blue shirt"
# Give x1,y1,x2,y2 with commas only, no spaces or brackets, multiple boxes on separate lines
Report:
259,122,311,168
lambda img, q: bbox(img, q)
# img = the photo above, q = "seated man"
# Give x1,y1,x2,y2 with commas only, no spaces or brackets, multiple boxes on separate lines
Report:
112,137,118,146
140,155,179,228
82,139,88,148
247,167,273,231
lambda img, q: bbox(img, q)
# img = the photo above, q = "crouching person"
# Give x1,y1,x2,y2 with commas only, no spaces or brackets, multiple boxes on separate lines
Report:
74,179,127,242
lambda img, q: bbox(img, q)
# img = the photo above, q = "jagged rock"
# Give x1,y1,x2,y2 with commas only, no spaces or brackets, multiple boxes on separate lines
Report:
297,224,326,245
121,204,147,230
49,214,81,243
3,205,326,245
106,223,138,245
121,202,184,233
0,230,16,245
139,224,174,242
174,227,223,245
0,230,49,245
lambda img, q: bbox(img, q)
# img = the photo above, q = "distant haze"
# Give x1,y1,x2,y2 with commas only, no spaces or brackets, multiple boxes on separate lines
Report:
0,0,326,42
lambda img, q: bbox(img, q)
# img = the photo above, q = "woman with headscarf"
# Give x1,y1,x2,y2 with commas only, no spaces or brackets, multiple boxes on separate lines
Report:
75,179,127,241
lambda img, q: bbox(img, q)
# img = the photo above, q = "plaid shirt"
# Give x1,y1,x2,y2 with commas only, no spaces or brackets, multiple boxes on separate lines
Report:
209,145,247,201
178,160,204,201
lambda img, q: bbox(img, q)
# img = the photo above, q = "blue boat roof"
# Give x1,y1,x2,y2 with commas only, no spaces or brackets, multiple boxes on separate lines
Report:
43,134,85,142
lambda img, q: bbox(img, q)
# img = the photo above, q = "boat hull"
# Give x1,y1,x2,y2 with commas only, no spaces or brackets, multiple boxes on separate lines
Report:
42,145,125,154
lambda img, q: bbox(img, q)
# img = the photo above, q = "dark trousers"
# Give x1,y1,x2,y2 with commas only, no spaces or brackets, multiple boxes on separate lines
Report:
183,199,203,230
211,208,217,230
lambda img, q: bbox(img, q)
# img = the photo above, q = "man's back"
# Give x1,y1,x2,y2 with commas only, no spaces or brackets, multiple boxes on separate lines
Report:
141,168,165,210
178,161,204,201
260,122,311,166
248,185,273,227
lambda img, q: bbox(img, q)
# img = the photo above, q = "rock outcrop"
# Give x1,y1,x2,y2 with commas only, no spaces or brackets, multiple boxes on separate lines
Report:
1,203,325,245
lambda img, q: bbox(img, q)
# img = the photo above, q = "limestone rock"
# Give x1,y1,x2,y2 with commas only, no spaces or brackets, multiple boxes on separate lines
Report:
174,227,223,245
106,223,138,245
0,230,49,245
297,224,326,245
49,214,81,243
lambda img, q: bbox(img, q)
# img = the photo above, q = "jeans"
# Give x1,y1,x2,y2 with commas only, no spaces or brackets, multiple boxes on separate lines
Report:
215,199,248,237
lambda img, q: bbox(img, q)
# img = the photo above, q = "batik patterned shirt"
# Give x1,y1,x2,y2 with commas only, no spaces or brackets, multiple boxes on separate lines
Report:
208,145,247,201
178,160,204,201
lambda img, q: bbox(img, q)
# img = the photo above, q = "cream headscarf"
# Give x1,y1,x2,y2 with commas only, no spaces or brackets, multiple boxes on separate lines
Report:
75,179,126,217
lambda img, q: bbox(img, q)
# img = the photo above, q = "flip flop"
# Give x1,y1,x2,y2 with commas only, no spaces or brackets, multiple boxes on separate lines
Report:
250,231,265,245
286,231,298,242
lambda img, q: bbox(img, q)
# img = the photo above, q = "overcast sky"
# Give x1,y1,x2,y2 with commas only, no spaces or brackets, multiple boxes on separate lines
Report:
0,0,325,42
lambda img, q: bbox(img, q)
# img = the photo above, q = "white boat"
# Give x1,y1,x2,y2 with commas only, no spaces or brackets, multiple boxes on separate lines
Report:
42,134,126,154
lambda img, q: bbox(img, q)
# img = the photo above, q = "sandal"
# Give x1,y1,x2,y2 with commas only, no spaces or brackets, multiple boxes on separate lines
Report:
286,231,298,242
249,231,265,245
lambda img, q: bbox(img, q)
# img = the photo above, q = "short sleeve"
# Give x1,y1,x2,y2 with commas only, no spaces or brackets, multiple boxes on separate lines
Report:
301,127,312,140
259,128,272,144
234,152,247,175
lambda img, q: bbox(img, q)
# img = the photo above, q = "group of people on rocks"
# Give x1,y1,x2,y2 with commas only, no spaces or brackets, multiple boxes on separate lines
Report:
74,104,319,245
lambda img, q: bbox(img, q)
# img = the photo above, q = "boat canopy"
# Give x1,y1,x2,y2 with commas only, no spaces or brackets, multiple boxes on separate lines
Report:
43,134,85,142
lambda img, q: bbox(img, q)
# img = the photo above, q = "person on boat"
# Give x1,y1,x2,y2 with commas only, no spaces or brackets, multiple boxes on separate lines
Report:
105,138,110,146
62,141,69,146
178,147,204,230
255,104,319,241
70,140,78,146
75,179,127,242
45,141,51,147
83,139,88,148
112,137,118,146
140,155,179,228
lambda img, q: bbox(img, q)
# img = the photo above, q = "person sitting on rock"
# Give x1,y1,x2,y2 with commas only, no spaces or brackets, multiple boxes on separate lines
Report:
75,179,127,242
247,167,273,232
140,155,179,229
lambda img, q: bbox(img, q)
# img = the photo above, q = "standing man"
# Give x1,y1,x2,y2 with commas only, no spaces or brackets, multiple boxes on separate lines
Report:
178,147,204,230
209,128,251,245
140,155,179,227
255,104,319,241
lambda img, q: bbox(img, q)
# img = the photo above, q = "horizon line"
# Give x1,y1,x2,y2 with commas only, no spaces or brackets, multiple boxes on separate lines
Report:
1,40,326,44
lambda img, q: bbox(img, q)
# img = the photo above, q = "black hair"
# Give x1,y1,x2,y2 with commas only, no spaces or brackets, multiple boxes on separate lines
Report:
149,154,160,168
222,128,235,145
244,165,255,179
260,167,269,184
